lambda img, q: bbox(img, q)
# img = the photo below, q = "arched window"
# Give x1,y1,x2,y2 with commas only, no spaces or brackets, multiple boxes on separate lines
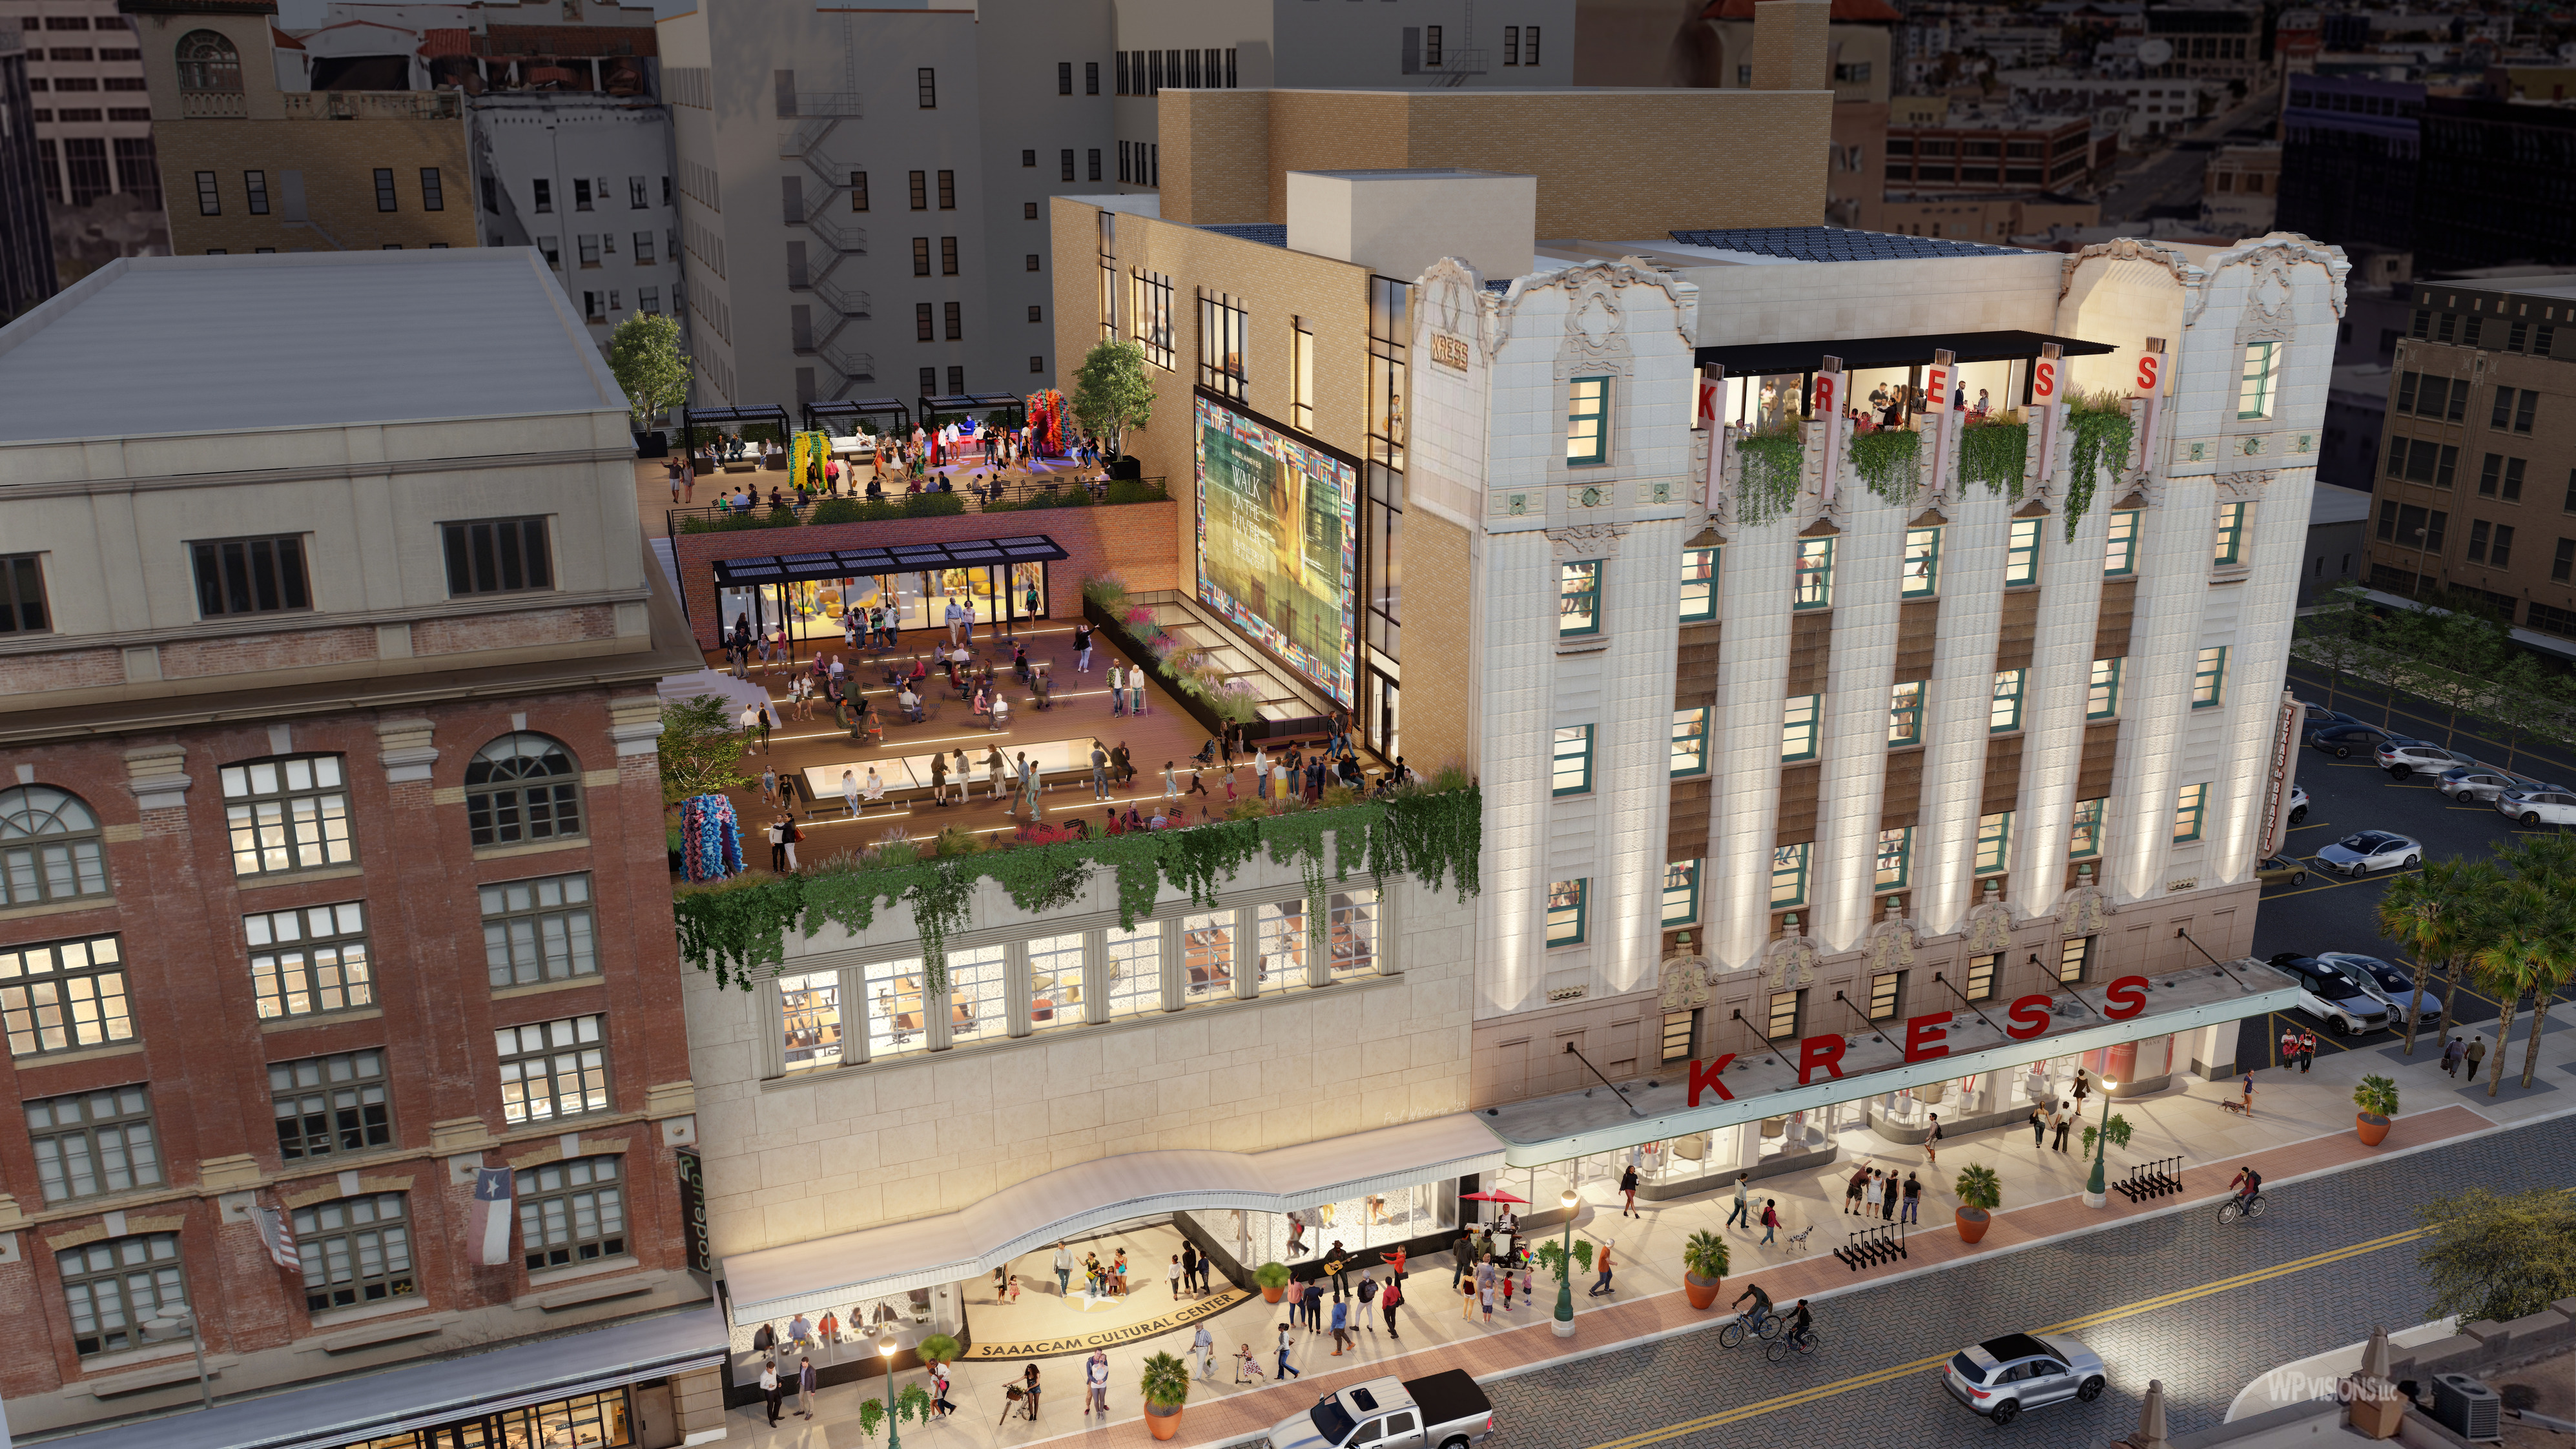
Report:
465,734,582,847
175,30,242,92
0,786,111,907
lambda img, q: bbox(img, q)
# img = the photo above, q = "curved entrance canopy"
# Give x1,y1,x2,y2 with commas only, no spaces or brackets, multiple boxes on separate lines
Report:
721,1114,1505,1327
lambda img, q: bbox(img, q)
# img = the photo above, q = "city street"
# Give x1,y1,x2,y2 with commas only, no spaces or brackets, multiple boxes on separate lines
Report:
2101,83,2281,223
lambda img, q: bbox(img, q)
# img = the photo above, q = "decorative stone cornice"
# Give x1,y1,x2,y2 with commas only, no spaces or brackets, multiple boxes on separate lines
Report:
1546,522,1630,560
375,718,438,784
1659,934,1715,1012
123,744,190,813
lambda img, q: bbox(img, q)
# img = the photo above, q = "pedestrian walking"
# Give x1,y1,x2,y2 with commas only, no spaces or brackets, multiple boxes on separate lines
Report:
759,765,779,807
765,816,787,872
1193,1324,1217,1380
1925,1113,1943,1164
759,1360,783,1426
1453,1231,1477,1289
1619,1164,1640,1218
2240,1071,2255,1115
2030,1102,2047,1147
1901,1172,1922,1224
2052,1104,2072,1153
1075,622,1094,671
1358,1272,1379,1331
1331,1295,1352,1353
1589,1240,1616,1297
2281,1025,2300,1069
2467,1035,2487,1078
1727,1171,1753,1229
1276,1324,1301,1380
1090,740,1110,801
2441,1036,2462,1077
1460,1275,1478,1321
1881,1169,1899,1220
1284,1275,1304,1328
795,1355,818,1419
1109,663,1128,716
2300,1032,2318,1073
1382,1275,1403,1337
1759,1200,1780,1246
2074,1069,2091,1108
1168,1253,1183,1297
1084,1349,1109,1415
1845,1163,1869,1215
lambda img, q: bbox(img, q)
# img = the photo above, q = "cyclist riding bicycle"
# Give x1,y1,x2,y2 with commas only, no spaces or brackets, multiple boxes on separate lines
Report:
1733,1281,1773,1333
2229,1166,2263,1206
1784,1298,1814,1350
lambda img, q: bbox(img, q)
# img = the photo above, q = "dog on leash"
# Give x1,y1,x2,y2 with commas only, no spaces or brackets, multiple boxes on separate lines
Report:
1782,1224,1815,1254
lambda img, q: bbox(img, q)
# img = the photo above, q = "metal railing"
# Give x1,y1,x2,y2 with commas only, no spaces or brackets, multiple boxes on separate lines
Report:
179,90,247,118
281,90,461,120
813,265,869,320
665,476,1169,535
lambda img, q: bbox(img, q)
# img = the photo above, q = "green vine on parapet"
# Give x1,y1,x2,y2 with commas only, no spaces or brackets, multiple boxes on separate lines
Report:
1850,429,1922,508
1959,418,2030,499
1735,426,1805,527
2063,392,2136,542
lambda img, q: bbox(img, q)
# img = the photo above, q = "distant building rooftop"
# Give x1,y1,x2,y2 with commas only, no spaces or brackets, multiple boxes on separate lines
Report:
1668,226,2022,260
0,249,624,445
1702,0,1901,19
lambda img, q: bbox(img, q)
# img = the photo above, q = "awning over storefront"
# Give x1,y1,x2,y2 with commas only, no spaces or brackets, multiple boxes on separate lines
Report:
721,1114,1507,1325
681,403,793,436
710,535,1069,588
1694,329,2120,376
52,1306,725,1449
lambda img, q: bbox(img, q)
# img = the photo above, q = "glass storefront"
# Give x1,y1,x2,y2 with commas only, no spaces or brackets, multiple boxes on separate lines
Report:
344,1389,632,1449
718,563,1050,648
1234,1178,1460,1264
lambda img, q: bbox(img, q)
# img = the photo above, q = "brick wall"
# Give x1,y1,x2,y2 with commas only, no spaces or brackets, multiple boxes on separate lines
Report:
158,624,380,681
155,118,480,255
413,603,623,657
0,648,124,697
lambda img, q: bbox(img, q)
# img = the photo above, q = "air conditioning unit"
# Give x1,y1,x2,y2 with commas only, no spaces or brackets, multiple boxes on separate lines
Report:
2433,1373,2502,1442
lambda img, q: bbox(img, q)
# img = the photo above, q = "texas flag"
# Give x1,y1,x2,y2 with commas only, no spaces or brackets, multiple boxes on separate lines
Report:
469,1168,515,1266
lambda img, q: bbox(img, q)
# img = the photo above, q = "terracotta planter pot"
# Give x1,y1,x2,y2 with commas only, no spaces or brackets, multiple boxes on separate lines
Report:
1683,1271,1722,1310
1956,1206,1992,1244
1145,1403,1184,1441
1261,1285,1284,1304
2356,1111,2391,1146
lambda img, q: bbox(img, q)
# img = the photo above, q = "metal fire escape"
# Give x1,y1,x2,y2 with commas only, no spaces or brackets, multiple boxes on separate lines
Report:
776,77,874,398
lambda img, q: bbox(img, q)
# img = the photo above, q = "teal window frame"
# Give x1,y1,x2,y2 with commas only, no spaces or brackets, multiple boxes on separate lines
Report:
1888,680,1924,746
1975,810,2012,875
1670,707,1709,777
1874,825,1911,892
1558,560,1602,637
1782,694,1820,762
1770,843,1809,909
2238,341,2278,420
1679,547,1718,622
1552,724,1594,796
2004,517,2041,586
1546,878,1588,946
1567,376,1609,465
1902,527,1942,597
2174,783,2207,842
2213,500,2248,566
1662,859,1700,927
1990,668,2025,734
2104,509,2139,577
1765,989,1801,1041
2070,797,2104,859
1793,537,1834,610
2088,657,2123,719
1868,970,1902,1020
2192,646,2227,709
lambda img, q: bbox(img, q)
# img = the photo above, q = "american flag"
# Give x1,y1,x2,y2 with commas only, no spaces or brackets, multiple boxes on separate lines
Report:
256,1201,300,1271
469,1168,515,1266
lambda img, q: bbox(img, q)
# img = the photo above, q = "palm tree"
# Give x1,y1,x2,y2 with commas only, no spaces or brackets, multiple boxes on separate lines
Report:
2472,882,2562,1098
2378,861,2500,1056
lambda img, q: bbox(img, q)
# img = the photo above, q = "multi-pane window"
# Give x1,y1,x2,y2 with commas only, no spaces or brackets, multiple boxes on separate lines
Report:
1180,912,1233,999
1662,1009,1693,1064
2237,340,2277,419
194,170,220,215
2466,520,2517,567
1765,989,1801,1040
59,1234,185,1357
1108,922,1166,1011
2212,501,2248,565
1671,707,1709,776
1875,826,1911,891
2058,935,2094,983
2004,518,2042,586
496,1014,609,1125
940,237,959,276
1566,376,1609,464
1868,971,1902,1020
295,1194,413,1311
517,1156,624,1269
2478,453,2528,500
779,970,841,1070
1888,681,1924,745
1,786,110,907
2192,646,2228,708
2491,387,2539,434
0,553,48,633
1131,270,1175,369
1990,669,2026,733
2557,539,2575,585
191,534,310,617
2088,657,2123,719
945,945,1004,1045
911,238,931,276
1902,527,1942,597
27,1087,159,1203
1964,952,1999,1001
1680,547,1718,621
1290,318,1315,431
1771,843,1809,909
1975,810,2012,875
246,901,373,1020
1027,934,1084,1028
2070,797,2105,859
243,169,269,214
223,755,352,876
1256,899,1308,992
1327,890,1377,976
271,1049,391,1160
1197,291,1248,400
1552,725,1594,796
372,167,398,211
1662,860,1700,927
2387,439,2459,488
481,873,597,987
442,517,552,597
465,734,582,847
1795,537,1835,609
936,169,955,208
1546,879,1587,947
2103,509,2139,576
0,936,133,1058
907,170,927,209
1559,560,1602,636
2174,783,2208,841
1782,694,1820,761
916,67,936,108
1367,277,1408,472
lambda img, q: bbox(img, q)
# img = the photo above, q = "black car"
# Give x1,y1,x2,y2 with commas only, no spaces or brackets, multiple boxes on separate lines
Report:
2300,702,2362,731
2309,723,2403,758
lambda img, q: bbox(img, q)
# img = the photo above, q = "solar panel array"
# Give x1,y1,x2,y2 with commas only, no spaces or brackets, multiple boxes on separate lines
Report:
1199,223,1289,247
1667,227,2019,261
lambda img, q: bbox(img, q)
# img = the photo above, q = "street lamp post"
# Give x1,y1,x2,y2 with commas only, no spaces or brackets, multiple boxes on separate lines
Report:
878,1326,902,1449
141,1305,212,1412
2084,1077,2119,1206
1552,1187,1579,1339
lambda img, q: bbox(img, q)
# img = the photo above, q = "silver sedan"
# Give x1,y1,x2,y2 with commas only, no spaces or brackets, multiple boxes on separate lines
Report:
2314,830,2422,879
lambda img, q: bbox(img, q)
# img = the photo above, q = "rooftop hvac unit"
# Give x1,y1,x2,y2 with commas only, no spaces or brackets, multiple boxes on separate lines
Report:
2433,1373,2502,1442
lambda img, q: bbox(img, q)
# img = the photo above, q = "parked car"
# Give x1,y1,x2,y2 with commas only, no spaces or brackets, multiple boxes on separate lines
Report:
2314,952,2442,1025
1944,1333,2108,1425
2287,783,2309,825
2376,741,2478,779
2310,723,2400,758
2313,830,2422,878
2498,786,2576,827
1268,1373,1496,1449
2437,766,2558,803
2298,701,2362,731
2256,854,2309,888
2265,955,2395,1036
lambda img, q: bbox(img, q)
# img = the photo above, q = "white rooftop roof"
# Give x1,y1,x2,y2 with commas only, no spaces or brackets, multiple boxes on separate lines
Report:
0,249,627,445
2311,480,2376,526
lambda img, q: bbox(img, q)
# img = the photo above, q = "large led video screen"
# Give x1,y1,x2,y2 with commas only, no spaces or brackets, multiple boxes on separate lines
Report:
1194,394,1357,709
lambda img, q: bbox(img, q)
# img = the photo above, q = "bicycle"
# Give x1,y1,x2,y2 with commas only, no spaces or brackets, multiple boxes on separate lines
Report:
1764,1326,1822,1362
1718,1308,1784,1350
2216,1191,2267,1226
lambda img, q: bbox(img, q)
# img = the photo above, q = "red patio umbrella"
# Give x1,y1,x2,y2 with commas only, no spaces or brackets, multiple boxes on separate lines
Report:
1459,1189,1529,1203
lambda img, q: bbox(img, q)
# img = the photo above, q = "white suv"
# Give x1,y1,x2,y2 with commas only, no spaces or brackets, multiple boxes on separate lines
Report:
2499,787,2576,827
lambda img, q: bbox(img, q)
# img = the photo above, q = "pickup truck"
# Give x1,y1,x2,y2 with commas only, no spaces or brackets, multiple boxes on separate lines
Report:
1266,1370,1498,1449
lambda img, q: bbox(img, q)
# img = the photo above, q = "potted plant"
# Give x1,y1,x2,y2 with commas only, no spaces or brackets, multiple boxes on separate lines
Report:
917,1333,960,1373
1255,1260,1291,1304
1954,1163,2002,1243
1681,1229,1729,1310
1140,1351,1191,1441
2355,1074,2398,1146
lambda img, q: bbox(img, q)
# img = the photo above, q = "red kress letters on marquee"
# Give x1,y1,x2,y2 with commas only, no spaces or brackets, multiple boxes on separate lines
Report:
1682,976,2152,1105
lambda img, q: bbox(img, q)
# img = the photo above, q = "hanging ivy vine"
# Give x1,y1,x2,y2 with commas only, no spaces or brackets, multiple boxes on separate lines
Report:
1735,427,1805,527
1849,429,1922,508
670,786,1483,991
1959,420,2031,498
2063,393,2137,541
